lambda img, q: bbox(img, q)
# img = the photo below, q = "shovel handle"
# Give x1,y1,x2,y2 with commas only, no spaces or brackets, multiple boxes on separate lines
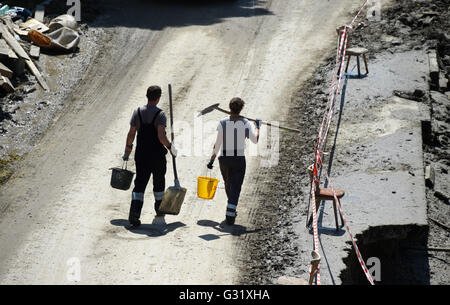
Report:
169,84,179,182
215,107,301,134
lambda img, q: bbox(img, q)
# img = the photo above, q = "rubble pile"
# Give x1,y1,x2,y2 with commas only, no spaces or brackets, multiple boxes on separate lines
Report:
238,0,450,285
0,2,81,94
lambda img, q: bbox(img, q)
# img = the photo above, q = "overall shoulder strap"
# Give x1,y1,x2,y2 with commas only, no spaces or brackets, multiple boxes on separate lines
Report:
151,109,163,126
137,107,143,126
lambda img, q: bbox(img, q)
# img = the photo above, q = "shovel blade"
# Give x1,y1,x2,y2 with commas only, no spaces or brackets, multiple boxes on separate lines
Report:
158,186,187,215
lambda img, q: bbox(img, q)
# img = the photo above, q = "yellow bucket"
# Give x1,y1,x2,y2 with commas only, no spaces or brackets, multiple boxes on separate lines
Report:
197,176,220,200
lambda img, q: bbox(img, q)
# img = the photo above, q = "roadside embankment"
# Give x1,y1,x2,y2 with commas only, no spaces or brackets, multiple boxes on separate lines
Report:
239,0,449,285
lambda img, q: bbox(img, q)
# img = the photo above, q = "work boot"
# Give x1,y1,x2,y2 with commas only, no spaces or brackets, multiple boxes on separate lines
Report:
225,203,237,225
154,200,164,217
129,200,143,227
225,215,236,226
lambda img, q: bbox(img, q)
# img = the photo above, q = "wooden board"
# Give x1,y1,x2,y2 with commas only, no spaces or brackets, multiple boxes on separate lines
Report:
0,76,15,93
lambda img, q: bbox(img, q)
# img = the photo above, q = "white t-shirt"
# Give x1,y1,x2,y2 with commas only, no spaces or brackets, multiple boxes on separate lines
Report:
213,117,258,157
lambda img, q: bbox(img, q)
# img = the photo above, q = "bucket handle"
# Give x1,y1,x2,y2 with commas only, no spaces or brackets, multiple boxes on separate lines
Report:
109,161,128,171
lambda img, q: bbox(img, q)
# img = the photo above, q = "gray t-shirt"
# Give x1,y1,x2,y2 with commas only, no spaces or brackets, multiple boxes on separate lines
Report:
130,105,167,130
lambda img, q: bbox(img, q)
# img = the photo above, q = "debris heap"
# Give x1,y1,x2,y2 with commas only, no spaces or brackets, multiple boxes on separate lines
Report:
0,2,80,93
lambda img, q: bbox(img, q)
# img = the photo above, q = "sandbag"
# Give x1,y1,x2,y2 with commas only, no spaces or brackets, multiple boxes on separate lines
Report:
45,27,80,51
48,14,78,32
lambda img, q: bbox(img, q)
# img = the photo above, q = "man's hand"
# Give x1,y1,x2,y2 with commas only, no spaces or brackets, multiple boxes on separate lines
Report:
169,143,178,157
123,144,133,161
207,159,214,169
255,119,262,129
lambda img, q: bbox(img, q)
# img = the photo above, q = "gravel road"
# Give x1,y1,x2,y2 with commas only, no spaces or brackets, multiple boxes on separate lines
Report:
0,0,363,284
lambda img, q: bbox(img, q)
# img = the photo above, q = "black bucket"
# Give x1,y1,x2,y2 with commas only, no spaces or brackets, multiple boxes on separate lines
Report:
110,162,135,191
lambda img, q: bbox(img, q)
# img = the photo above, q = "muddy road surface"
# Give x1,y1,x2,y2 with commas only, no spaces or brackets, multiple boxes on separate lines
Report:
0,0,363,284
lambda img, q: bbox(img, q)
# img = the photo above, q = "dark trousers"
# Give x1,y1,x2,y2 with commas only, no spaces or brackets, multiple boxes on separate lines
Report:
218,156,246,207
129,155,167,221
133,155,167,196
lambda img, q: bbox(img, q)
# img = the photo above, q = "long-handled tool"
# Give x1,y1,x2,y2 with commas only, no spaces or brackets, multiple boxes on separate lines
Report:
198,103,301,134
158,84,187,215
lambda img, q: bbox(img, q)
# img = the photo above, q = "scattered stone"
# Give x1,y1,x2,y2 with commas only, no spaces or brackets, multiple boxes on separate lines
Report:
425,165,435,188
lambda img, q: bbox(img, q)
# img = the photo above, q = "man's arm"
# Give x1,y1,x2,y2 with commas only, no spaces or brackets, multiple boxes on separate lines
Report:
157,125,171,148
122,125,137,161
249,120,260,144
126,125,137,147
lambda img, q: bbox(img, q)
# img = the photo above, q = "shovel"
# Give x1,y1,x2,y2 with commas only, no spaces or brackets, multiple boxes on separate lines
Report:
158,84,187,215
198,103,301,134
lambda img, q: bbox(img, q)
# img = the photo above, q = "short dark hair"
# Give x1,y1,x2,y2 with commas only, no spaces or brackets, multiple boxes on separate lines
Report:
229,97,245,115
146,85,162,102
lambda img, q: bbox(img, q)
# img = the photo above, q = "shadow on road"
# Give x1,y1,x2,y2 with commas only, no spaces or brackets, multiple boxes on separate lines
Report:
88,0,273,30
196,219,262,241
110,218,186,237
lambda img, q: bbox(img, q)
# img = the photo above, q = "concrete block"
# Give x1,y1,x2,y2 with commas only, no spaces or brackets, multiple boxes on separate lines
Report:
29,46,40,59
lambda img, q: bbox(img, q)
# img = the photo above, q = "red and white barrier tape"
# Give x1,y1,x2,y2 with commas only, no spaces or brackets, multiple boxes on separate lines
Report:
308,0,371,285
310,180,321,284
325,174,375,285
309,27,349,286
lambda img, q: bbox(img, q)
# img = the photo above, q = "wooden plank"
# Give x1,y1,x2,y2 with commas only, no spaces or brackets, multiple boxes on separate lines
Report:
20,18,49,33
0,23,49,91
0,61,13,78
0,39,18,59
0,76,15,93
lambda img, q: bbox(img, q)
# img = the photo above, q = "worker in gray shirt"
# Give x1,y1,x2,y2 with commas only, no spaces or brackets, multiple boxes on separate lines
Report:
122,85,177,226
207,97,260,225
